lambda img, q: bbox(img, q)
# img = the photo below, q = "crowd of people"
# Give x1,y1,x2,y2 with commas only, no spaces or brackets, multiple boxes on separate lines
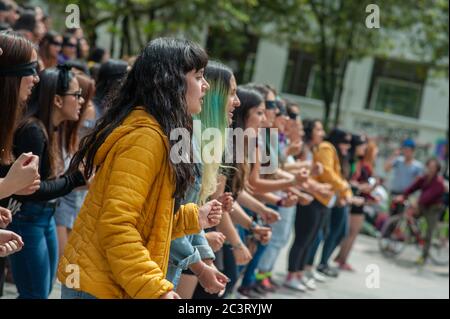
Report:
1,0,448,299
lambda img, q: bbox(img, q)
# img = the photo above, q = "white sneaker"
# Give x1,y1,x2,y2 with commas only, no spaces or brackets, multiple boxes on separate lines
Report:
301,277,317,290
284,278,307,292
309,270,327,283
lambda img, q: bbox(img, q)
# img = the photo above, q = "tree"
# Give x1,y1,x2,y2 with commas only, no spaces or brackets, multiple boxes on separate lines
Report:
270,0,448,129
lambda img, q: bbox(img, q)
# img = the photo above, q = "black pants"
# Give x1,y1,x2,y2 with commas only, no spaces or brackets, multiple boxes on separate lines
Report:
288,200,328,272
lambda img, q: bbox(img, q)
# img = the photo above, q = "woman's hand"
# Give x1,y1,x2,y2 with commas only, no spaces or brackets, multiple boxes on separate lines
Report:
297,191,314,206
159,290,181,299
254,227,272,245
6,153,40,196
217,192,234,212
195,262,229,294
311,162,324,176
280,193,299,207
260,206,281,224
286,141,303,157
0,207,12,228
205,231,226,252
0,230,24,258
351,196,365,207
232,242,252,266
198,200,223,229
14,179,41,196
294,167,310,184
317,183,333,198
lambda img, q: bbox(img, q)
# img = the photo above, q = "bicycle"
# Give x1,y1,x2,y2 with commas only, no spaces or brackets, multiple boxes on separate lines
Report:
378,199,449,266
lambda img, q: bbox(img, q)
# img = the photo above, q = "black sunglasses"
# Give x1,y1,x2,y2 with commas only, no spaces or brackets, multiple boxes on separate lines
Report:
50,40,63,47
62,89,83,100
265,100,277,110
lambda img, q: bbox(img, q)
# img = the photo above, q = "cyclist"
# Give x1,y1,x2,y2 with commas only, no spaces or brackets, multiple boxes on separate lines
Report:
396,158,446,265
384,139,424,197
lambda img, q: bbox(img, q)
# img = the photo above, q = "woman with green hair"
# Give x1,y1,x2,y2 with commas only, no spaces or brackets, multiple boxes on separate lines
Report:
167,61,247,298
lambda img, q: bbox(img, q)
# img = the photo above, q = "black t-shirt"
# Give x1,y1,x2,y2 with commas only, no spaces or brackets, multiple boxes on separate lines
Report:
0,121,85,207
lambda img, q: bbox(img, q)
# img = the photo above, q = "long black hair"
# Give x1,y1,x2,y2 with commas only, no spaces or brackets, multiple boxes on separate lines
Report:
326,128,351,177
232,86,264,131
0,31,35,165
229,87,264,196
94,59,128,98
21,65,75,176
303,119,322,145
69,37,208,199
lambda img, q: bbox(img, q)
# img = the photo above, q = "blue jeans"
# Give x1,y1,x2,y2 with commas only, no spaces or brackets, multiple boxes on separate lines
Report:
61,285,97,299
307,205,349,267
222,243,238,297
258,205,296,273
8,202,58,299
236,219,267,288
166,231,214,289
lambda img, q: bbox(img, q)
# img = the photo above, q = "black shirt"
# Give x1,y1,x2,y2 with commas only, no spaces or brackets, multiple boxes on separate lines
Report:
0,121,85,206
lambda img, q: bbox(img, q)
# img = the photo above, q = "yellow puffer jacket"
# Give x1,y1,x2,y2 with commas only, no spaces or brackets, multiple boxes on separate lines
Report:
313,141,352,206
57,108,201,299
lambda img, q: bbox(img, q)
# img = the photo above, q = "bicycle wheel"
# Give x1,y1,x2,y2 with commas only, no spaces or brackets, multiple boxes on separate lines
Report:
429,221,449,266
379,214,411,258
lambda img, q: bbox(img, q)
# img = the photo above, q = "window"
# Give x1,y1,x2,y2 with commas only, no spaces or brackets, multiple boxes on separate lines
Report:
306,66,342,101
282,45,342,101
366,59,427,118
282,48,315,96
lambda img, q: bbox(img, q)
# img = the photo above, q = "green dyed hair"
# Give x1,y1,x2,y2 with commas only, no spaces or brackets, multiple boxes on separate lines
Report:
193,60,234,204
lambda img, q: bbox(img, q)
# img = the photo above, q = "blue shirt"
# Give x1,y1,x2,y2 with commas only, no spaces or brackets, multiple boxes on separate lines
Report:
390,156,424,193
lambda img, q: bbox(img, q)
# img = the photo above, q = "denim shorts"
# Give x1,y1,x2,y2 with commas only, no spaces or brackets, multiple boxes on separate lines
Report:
54,191,86,229
61,285,97,299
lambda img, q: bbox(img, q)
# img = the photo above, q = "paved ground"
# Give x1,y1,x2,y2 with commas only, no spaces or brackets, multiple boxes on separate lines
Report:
2,235,448,299
264,235,449,299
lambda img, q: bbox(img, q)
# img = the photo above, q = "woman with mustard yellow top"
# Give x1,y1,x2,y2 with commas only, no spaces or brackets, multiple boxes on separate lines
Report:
285,120,353,291
57,38,223,299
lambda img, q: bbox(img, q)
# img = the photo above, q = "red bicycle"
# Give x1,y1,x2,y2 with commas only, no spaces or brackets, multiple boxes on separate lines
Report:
378,199,449,265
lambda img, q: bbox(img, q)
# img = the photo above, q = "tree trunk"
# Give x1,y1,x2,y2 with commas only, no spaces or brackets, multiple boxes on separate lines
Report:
110,17,118,58
120,15,130,58
333,58,349,128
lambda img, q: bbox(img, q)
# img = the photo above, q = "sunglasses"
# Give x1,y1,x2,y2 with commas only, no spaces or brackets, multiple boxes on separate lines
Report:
265,100,278,110
49,40,63,47
62,89,83,100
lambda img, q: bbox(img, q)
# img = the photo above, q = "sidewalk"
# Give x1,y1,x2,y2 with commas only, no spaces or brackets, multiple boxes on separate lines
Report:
2,235,448,299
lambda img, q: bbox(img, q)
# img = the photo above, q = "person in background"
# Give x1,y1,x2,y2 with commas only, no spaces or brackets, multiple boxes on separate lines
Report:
57,33,77,64
13,10,45,44
0,229,23,257
0,0,19,27
87,47,109,79
384,139,424,196
92,59,128,119
39,31,62,69
335,137,378,271
0,31,41,296
6,65,87,299
54,73,96,259
397,158,446,265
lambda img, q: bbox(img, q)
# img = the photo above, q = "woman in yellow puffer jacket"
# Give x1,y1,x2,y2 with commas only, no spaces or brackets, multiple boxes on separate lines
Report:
57,38,223,299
